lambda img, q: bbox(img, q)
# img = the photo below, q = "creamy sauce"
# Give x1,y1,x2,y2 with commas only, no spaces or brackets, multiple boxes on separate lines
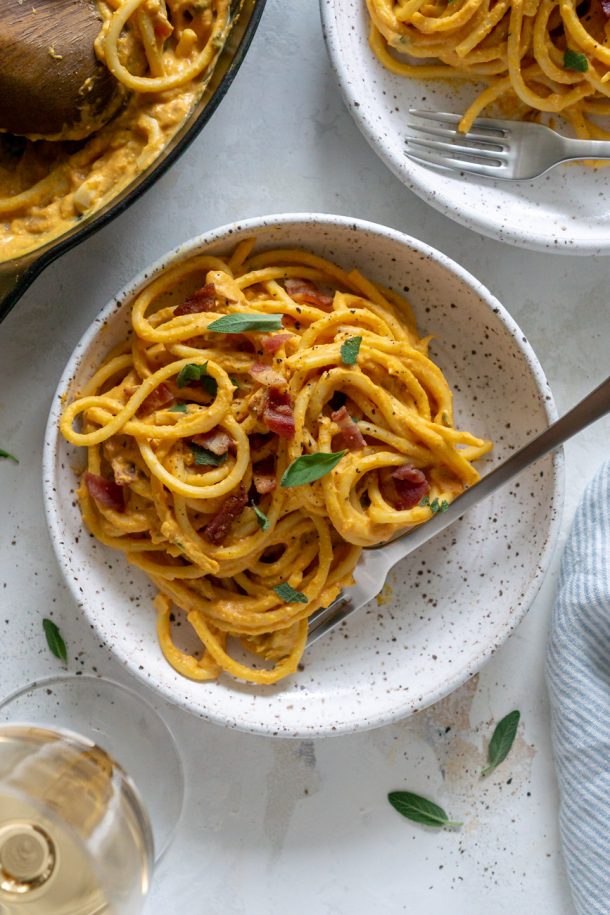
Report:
0,84,198,261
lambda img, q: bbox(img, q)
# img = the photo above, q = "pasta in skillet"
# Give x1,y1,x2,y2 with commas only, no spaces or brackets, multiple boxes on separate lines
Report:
0,0,230,260
60,238,492,684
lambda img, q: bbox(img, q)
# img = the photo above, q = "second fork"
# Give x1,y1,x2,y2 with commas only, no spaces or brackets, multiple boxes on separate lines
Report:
406,109,610,180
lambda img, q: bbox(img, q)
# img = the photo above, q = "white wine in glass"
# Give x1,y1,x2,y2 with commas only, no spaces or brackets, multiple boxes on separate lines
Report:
0,724,153,915
0,675,185,915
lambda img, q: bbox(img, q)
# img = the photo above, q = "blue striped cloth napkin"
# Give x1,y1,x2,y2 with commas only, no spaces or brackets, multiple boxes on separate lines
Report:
546,460,610,915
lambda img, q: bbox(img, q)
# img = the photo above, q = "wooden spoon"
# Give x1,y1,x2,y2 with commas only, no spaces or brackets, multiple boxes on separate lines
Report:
0,0,122,140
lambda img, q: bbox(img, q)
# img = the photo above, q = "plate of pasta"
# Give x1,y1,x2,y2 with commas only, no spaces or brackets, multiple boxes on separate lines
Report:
321,0,610,253
44,213,562,735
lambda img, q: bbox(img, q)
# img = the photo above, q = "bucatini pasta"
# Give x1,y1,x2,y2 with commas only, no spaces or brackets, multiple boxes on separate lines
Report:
60,238,493,685
367,0,610,137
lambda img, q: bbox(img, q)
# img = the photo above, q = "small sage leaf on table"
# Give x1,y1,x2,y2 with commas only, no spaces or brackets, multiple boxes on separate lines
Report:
388,791,462,828
482,709,521,776
0,449,18,463
43,618,67,663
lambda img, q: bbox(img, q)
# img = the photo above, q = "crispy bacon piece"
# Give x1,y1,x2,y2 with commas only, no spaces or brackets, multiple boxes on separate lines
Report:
249,363,286,388
111,458,138,485
204,486,248,545
190,429,233,456
284,277,333,308
253,456,277,494
390,464,430,510
235,338,256,353
261,333,292,354
262,388,295,439
174,283,216,316
83,471,125,513
393,464,427,483
249,432,273,453
331,406,366,451
140,382,175,414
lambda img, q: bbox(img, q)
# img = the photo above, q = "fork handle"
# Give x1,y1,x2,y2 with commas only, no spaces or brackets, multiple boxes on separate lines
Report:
306,374,610,647
560,137,610,162
369,373,610,561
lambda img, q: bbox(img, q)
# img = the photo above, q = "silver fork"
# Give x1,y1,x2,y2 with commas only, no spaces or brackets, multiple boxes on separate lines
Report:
306,375,610,648
405,109,610,180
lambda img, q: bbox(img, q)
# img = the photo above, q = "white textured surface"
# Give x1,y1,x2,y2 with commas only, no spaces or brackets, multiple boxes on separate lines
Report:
0,0,608,911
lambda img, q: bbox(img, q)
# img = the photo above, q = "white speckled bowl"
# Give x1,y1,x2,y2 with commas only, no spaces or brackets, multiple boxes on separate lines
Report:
321,0,610,254
43,214,563,736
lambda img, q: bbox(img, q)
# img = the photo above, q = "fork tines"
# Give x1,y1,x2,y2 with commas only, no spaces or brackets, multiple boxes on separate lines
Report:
406,109,510,176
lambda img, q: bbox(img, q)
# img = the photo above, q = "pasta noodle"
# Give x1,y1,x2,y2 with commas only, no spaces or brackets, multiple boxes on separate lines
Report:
0,0,230,260
366,0,610,138
60,238,492,684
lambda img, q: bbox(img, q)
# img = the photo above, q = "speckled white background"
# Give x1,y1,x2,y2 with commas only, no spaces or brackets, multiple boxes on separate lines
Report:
0,0,608,911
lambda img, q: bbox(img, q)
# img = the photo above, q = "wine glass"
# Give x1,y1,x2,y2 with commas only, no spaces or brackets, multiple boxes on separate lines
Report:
0,675,184,914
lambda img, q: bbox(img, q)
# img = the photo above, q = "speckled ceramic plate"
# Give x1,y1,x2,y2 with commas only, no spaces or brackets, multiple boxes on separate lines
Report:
43,214,563,737
321,1,610,254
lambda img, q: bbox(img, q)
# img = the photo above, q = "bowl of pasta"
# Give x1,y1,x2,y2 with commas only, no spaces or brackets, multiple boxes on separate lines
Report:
0,0,266,322
321,0,610,253
44,213,563,736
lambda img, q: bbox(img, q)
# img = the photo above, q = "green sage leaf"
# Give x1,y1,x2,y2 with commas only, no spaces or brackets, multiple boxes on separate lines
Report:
207,313,283,334
43,618,67,663
189,443,226,467
0,449,18,463
340,336,362,366
200,375,218,397
273,582,308,604
252,502,271,531
388,792,462,828
176,362,207,388
280,451,347,488
482,710,521,776
564,49,588,72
